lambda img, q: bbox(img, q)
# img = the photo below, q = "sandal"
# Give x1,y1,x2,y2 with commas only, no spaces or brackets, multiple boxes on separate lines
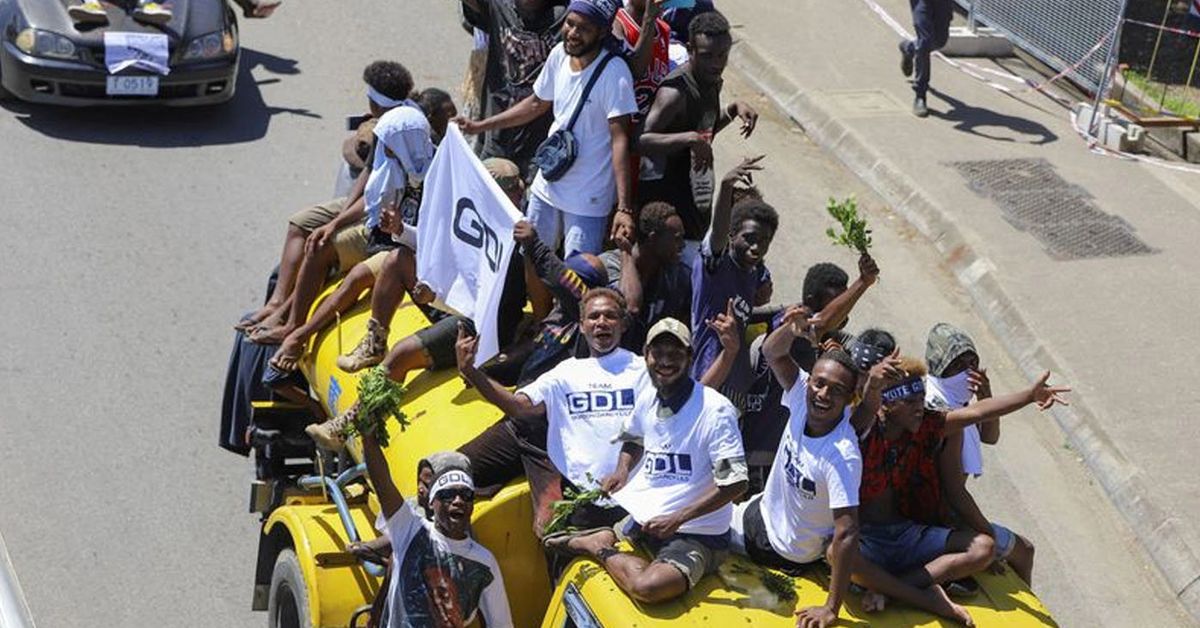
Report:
270,342,304,373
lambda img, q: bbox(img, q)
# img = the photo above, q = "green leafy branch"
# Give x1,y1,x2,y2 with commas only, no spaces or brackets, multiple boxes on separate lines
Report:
825,195,872,254
543,474,605,535
343,366,409,448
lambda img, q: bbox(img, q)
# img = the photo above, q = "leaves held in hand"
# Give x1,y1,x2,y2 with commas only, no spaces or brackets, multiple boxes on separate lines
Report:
343,366,409,448
825,196,872,254
543,474,605,536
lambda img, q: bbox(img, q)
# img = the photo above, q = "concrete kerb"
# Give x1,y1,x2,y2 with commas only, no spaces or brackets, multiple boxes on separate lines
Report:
730,39,1200,622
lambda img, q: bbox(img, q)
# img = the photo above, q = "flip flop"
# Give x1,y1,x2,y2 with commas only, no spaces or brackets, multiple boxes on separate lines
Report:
270,344,303,373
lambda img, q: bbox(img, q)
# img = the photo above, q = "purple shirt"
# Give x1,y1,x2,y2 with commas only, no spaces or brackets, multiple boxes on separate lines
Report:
690,246,771,407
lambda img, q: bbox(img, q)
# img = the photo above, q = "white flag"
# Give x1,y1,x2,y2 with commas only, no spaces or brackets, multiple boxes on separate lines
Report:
103,32,170,75
416,125,522,367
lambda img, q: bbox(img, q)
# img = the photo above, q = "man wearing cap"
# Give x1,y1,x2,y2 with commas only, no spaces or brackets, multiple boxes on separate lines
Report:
361,433,514,628
456,0,640,256
556,318,747,604
923,323,1037,585
456,287,644,536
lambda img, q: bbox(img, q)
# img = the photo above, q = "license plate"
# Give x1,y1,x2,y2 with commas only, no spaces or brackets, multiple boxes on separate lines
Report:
106,75,159,96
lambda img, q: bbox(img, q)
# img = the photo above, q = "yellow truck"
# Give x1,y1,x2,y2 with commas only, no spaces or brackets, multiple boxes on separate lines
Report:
243,282,1058,628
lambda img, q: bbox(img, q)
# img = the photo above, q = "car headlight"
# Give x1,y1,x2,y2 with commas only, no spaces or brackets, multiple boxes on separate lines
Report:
13,28,77,60
182,29,235,61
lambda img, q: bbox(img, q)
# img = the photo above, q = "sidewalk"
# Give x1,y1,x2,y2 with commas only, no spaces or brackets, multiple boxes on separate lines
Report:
724,0,1200,622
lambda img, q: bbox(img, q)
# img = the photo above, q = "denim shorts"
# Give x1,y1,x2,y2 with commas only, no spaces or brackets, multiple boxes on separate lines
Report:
859,520,952,574
991,522,1015,559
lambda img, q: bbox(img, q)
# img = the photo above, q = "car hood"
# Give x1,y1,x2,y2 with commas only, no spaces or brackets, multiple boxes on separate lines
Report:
16,0,222,45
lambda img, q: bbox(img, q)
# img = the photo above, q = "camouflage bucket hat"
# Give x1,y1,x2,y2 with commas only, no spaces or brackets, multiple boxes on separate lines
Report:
925,322,977,378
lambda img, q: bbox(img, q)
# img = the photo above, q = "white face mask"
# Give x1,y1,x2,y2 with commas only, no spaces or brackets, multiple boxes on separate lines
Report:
925,371,973,409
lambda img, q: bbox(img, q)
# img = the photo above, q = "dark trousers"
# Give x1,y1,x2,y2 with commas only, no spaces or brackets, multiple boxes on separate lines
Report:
905,0,953,97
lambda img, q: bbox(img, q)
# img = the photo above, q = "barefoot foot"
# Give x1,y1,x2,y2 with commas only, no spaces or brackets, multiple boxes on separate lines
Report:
927,584,974,626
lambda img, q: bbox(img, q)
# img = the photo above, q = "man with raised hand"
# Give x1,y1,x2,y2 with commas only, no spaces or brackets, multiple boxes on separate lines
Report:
557,318,747,604
360,435,513,628
636,10,759,266
457,0,639,255
456,288,645,535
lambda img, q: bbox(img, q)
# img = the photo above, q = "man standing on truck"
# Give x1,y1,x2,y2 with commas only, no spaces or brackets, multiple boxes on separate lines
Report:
361,434,514,628
553,318,747,604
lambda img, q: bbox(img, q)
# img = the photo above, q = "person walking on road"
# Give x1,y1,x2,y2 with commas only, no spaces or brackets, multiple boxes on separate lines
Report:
898,0,952,117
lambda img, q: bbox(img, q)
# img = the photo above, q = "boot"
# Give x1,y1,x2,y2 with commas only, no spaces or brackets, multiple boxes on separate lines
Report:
305,403,357,452
337,318,389,373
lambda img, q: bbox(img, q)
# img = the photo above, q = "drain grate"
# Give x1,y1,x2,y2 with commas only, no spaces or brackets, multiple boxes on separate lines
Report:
951,158,1063,194
1031,221,1157,260
990,188,1127,232
949,158,1155,259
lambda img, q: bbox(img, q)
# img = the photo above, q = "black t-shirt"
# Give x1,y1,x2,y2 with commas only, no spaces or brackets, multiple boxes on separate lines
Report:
599,250,693,351
636,65,722,240
463,0,565,171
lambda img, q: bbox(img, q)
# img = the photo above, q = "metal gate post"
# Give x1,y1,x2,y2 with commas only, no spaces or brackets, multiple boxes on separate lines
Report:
1087,0,1132,139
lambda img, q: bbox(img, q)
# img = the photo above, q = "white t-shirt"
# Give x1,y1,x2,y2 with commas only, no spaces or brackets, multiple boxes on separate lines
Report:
529,43,638,218
379,505,513,628
614,383,745,536
518,349,648,490
760,371,862,564
925,373,983,476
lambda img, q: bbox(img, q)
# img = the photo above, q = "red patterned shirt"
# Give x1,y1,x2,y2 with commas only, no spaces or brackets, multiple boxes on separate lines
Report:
859,410,948,525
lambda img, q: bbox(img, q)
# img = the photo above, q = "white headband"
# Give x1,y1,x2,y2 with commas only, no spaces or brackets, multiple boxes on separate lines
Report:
367,85,405,109
430,469,474,501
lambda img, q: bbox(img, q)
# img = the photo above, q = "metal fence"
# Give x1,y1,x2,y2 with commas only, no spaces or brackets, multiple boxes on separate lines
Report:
953,0,1126,94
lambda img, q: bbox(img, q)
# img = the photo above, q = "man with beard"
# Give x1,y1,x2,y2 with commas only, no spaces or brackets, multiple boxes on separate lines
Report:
460,0,567,179
636,10,759,266
361,436,513,628
457,0,640,255
456,288,645,535
554,317,746,603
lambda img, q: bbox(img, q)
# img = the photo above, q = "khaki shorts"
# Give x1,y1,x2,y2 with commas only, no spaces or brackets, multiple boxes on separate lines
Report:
287,197,369,272
361,251,388,277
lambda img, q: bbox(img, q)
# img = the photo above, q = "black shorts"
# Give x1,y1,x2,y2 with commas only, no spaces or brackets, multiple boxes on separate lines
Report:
414,316,465,370
739,495,815,575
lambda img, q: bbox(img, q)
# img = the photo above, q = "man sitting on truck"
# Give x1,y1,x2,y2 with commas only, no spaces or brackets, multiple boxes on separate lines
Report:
456,288,644,536
554,318,747,604
855,358,1069,614
361,434,514,628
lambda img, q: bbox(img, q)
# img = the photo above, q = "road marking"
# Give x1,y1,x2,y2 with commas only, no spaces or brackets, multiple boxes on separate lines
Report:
0,530,36,628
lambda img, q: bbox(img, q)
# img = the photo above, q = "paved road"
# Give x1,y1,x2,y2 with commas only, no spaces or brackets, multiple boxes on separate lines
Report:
0,2,1186,627
0,2,468,626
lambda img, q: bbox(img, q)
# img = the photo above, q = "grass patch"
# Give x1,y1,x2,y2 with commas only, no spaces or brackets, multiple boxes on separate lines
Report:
1123,68,1200,119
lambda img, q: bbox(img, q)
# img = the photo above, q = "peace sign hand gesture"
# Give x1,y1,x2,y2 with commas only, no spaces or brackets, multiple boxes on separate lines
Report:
1029,371,1071,411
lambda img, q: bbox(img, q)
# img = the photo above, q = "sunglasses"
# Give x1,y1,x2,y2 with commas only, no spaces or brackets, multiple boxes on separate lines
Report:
434,487,475,502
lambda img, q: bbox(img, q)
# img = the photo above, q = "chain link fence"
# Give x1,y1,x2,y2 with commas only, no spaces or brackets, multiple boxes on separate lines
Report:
952,0,1125,94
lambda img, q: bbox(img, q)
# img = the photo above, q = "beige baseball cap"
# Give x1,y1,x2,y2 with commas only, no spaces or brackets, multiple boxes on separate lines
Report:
644,317,692,350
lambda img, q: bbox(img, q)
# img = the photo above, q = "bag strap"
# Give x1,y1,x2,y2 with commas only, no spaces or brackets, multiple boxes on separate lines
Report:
565,51,616,133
